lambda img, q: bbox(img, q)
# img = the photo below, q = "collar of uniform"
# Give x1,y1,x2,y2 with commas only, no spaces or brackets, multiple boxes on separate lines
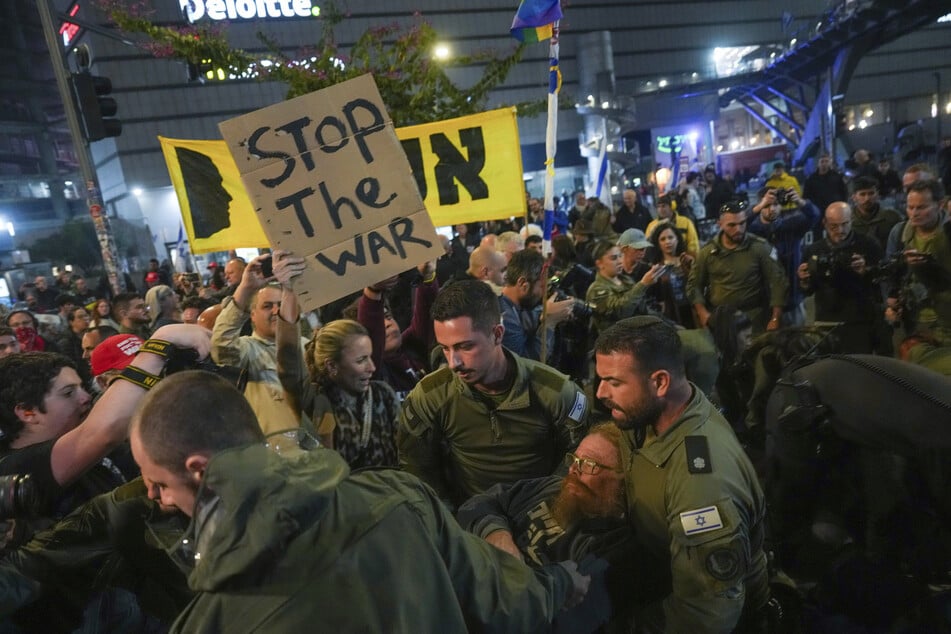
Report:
451,347,531,410
631,385,710,467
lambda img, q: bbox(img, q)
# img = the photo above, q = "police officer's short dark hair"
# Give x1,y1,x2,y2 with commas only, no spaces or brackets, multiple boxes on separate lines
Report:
595,316,685,379
504,249,545,286
132,371,264,472
431,280,501,335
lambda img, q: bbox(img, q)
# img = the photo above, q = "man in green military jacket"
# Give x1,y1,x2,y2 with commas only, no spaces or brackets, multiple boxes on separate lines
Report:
130,371,591,633
594,317,769,633
689,199,788,334
585,241,665,337
399,280,590,509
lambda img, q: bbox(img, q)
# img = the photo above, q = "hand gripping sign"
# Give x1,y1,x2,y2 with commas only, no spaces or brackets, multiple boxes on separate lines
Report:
219,74,445,313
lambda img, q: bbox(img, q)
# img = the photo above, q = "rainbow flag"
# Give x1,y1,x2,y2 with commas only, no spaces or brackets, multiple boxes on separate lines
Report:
510,0,562,42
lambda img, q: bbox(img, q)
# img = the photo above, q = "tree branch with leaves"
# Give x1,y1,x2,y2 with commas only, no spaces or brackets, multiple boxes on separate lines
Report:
94,0,559,125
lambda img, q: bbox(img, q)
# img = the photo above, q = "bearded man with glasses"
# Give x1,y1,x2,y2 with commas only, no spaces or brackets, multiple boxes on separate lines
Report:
458,423,635,631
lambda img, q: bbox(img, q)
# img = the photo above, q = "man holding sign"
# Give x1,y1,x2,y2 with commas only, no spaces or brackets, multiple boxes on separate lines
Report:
218,74,445,315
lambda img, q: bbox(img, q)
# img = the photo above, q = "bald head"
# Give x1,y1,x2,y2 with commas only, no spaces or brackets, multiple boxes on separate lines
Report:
468,246,506,286
823,202,853,245
224,258,246,286
480,234,498,250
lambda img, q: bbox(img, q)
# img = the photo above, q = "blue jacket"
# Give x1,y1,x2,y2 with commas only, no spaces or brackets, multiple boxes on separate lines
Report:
749,201,820,308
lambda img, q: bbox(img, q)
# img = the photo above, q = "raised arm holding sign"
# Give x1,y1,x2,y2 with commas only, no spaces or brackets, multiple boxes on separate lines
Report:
219,74,445,313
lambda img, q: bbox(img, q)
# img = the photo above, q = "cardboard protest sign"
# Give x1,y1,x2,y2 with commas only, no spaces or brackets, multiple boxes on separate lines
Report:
219,74,444,313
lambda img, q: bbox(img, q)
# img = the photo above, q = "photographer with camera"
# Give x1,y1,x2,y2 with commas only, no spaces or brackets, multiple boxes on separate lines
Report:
883,179,951,348
586,241,666,339
764,161,802,205
798,202,889,353
750,185,820,325
498,249,575,364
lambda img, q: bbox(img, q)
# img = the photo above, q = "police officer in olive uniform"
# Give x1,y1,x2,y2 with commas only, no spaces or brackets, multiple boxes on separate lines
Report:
594,317,769,633
689,199,788,334
585,240,665,337
399,281,590,509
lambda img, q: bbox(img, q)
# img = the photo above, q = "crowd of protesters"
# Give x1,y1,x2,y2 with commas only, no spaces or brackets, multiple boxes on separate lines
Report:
0,150,947,633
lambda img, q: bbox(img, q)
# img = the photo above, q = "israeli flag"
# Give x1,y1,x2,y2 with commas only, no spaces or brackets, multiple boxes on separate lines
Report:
679,505,723,536
595,137,609,199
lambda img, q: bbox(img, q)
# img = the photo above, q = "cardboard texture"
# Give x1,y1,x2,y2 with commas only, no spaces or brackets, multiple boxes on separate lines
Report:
219,74,444,312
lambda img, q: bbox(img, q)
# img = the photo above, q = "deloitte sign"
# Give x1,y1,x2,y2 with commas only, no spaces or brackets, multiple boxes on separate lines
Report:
181,0,320,22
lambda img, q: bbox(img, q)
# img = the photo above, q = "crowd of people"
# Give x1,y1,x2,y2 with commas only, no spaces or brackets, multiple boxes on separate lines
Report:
0,150,947,632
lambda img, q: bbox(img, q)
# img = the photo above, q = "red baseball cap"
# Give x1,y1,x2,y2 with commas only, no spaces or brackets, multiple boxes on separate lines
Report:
90,334,144,376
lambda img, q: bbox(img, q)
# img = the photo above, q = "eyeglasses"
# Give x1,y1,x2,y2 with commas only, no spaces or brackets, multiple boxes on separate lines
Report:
719,200,749,215
564,452,623,476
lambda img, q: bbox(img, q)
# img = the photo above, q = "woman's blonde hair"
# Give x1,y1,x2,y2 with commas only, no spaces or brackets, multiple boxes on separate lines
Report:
306,319,369,383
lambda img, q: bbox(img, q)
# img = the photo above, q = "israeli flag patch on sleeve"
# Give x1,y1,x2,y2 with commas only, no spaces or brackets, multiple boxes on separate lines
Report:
679,506,724,536
567,392,587,422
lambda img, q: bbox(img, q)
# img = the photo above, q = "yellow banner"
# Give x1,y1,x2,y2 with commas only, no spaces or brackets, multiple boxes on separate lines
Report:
159,107,524,252
159,135,269,254
396,107,525,225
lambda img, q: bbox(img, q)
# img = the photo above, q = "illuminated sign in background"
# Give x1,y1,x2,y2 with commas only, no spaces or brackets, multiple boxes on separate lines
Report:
59,3,81,46
181,0,320,22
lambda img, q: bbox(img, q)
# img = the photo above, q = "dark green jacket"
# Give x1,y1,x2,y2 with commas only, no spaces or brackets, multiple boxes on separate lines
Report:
585,273,650,336
688,232,788,332
0,479,192,630
852,203,902,251
399,350,590,508
172,444,574,633
620,387,769,633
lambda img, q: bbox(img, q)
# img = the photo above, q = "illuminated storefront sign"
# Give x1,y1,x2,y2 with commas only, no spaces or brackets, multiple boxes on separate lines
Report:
181,0,320,22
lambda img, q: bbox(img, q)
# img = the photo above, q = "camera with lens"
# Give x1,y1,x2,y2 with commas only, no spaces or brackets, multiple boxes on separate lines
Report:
867,254,905,284
0,474,40,520
774,188,794,206
548,273,595,320
806,250,856,281
165,346,248,392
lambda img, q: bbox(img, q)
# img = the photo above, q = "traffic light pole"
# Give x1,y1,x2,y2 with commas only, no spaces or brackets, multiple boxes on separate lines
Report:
37,0,124,296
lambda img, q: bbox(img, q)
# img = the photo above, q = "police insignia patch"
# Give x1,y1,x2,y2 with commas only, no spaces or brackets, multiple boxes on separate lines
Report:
705,548,740,581
685,436,712,474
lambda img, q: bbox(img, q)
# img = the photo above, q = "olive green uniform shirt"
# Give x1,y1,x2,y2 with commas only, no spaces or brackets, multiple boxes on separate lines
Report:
398,350,590,508
585,273,650,336
620,386,769,633
687,232,788,333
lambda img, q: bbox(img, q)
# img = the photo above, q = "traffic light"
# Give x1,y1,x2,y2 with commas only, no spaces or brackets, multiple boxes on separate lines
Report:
70,71,122,142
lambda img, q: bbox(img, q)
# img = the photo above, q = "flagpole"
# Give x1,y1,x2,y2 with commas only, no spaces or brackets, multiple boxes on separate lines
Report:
542,21,560,258
540,21,560,364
